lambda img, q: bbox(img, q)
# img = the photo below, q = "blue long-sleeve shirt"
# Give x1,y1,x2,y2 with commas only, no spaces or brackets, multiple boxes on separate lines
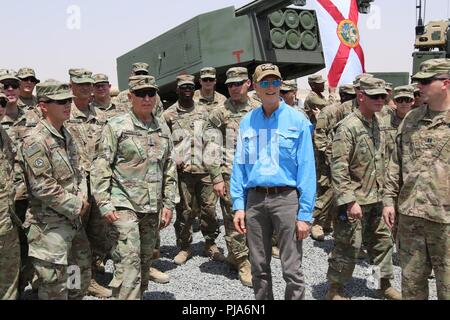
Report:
230,102,316,222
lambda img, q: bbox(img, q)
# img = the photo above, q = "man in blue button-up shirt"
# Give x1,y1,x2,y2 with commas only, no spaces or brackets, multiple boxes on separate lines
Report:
230,63,316,300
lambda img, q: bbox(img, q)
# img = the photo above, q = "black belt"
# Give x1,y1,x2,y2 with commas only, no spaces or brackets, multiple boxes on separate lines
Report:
252,186,296,195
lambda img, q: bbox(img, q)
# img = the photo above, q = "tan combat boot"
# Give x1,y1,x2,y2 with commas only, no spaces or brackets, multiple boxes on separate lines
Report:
311,224,325,241
326,283,350,300
237,259,253,287
379,278,402,300
271,246,280,259
203,243,226,262
88,279,112,298
174,248,192,265
149,267,170,284
225,254,238,270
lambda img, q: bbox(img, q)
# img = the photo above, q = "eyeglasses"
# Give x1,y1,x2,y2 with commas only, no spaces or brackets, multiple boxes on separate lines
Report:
394,97,414,103
258,79,282,89
94,83,109,89
1,81,20,90
21,77,38,83
226,81,245,88
133,89,157,98
365,93,387,100
280,90,291,95
416,77,449,85
201,78,215,82
45,98,72,105
179,85,195,91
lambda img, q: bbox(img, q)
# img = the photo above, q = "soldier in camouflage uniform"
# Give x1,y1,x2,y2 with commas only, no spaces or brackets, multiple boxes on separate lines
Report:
91,74,127,119
65,68,111,298
0,90,21,300
163,74,224,265
326,78,401,300
304,74,333,125
19,80,91,300
311,84,356,241
17,68,39,110
193,67,227,111
385,82,397,110
203,67,259,287
91,75,178,300
280,79,309,119
383,59,450,300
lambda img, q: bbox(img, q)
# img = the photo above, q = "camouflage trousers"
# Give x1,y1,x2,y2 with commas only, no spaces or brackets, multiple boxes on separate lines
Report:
0,227,20,300
108,209,159,300
220,175,249,262
28,223,91,300
398,214,450,300
174,173,220,249
327,202,394,285
15,199,34,293
312,170,335,229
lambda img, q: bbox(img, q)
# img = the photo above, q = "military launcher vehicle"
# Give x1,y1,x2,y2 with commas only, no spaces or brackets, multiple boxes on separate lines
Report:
117,0,374,103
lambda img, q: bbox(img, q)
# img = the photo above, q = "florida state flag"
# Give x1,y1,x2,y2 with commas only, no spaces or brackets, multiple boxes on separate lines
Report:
315,0,366,88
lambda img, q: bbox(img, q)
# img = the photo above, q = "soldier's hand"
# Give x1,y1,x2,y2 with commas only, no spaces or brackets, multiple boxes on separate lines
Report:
296,221,311,240
233,210,246,234
104,210,119,223
347,202,363,220
382,206,396,230
312,107,321,118
160,208,173,230
213,181,226,198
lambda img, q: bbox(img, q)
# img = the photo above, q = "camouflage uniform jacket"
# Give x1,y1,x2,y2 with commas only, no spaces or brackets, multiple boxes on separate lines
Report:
91,110,178,216
193,90,227,111
204,96,260,184
331,108,386,206
20,119,87,225
17,95,37,110
314,103,340,165
0,128,18,235
65,103,108,174
90,100,128,120
163,101,209,174
380,107,403,167
304,91,330,125
384,106,450,224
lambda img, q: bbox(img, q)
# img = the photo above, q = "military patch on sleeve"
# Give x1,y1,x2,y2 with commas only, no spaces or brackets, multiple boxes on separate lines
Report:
25,143,42,158
34,158,45,168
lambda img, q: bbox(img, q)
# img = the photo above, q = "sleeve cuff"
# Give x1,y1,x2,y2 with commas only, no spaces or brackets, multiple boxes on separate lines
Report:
336,193,356,207
297,211,313,223
232,199,245,212
99,203,115,217
383,197,395,207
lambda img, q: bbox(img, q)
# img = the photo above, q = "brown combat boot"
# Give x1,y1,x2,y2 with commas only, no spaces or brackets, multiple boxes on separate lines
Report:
237,259,253,287
311,224,325,241
152,248,160,260
326,283,350,300
88,279,112,298
225,254,238,270
174,248,192,265
149,267,170,284
203,243,226,262
379,278,402,300
271,246,280,259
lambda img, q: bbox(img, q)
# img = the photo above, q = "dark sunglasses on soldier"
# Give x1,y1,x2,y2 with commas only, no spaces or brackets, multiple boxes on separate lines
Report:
0,99,7,108
179,85,195,91
416,77,450,85
201,78,215,82
394,97,413,104
133,89,157,98
1,81,20,90
226,81,245,88
45,98,72,105
21,77,38,83
365,93,387,100
280,90,291,95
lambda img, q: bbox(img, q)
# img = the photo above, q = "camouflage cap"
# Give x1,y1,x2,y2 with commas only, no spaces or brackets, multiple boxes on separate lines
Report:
0,69,20,82
253,63,281,83
128,75,158,92
226,67,249,84
93,73,109,84
17,67,40,83
200,67,216,79
385,82,393,91
0,85,7,104
280,79,297,91
110,86,120,97
393,85,414,99
176,74,195,87
412,82,420,93
36,80,74,101
353,73,374,88
339,84,356,95
69,68,94,84
132,62,150,75
412,58,450,79
308,74,326,84
359,77,388,96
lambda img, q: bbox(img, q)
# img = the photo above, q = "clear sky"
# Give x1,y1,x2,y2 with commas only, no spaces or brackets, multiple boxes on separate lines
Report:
1,0,449,87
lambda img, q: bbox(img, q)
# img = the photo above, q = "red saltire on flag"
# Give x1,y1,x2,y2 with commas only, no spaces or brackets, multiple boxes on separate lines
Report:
315,0,366,88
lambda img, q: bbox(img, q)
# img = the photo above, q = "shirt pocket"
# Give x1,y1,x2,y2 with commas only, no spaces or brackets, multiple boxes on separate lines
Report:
119,136,146,164
277,130,300,159
51,149,74,182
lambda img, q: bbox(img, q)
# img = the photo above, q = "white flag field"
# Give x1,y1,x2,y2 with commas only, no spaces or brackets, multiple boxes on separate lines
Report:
314,0,366,88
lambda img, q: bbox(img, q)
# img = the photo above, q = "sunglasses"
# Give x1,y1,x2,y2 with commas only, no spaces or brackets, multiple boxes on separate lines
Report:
1,81,20,90
365,93,387,100
133,89,157,98
21,77,38,83
414,92,421,97
226,81,245,88
280,90,291,95
45,98,72,105
0,99,7,108
179,85,195,91
416,77,449,85
394,97,413,103
94,83,109,89
258,79,282,89
201,78,215,82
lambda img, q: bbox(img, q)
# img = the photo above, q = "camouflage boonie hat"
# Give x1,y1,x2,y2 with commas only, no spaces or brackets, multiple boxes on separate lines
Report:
69,68,94,84
353,73,374,88
393,85,414,99
385,82,393,91
280,79,297,91
200,67,216,79
132,62,149,75
36,80,74,101
339,84,356,95
308,74,326,84
359,77,388,96
17,67,40,83
253,63,281,83
0,69,20,82
93,73,109,84
128,75,158,92
226,67,249,84
412,58,450,79
176,74,195,87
